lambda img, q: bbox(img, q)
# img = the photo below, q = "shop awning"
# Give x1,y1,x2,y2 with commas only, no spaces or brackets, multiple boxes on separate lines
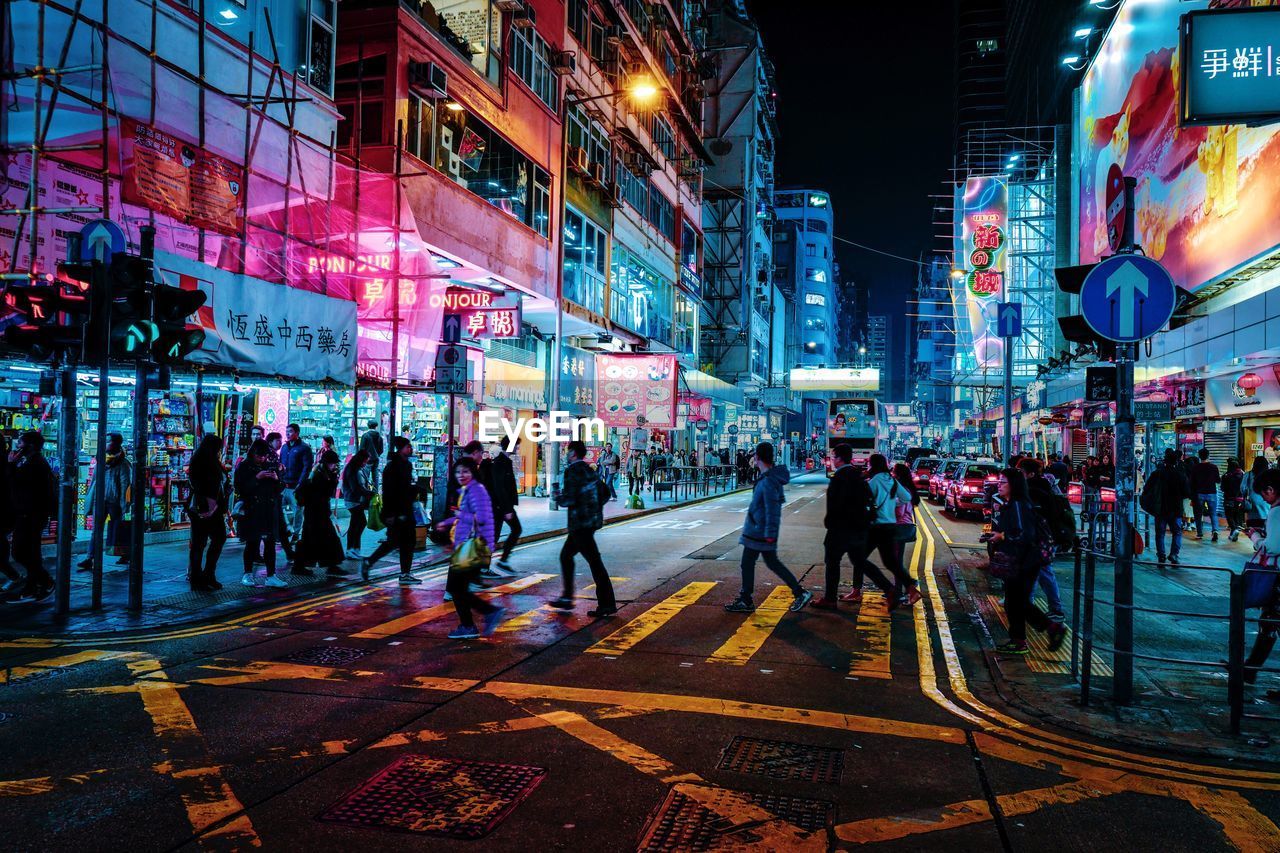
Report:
680,368,744,407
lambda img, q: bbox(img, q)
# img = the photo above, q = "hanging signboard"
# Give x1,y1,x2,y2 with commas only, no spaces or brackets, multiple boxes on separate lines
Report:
557,344,597,417
153,250,357,384
431,286,522,339
121,119,244,235
595,353,678,428
1181,7,1280,127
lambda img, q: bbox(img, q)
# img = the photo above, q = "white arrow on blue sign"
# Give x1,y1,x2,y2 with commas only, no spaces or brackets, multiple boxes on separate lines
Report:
78,218,126,263
996,302,1022,338
1080,254,1176,343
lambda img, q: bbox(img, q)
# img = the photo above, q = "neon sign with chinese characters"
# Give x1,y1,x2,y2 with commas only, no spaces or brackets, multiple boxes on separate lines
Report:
441,286,523,339
957,176,1008,369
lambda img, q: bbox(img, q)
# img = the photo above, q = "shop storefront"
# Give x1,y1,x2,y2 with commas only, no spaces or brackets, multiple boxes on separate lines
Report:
483,357,548,496
1207,368,1280,469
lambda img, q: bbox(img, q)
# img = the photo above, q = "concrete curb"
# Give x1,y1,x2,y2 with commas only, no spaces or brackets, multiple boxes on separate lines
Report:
944,557,1276,763
5,484,754,641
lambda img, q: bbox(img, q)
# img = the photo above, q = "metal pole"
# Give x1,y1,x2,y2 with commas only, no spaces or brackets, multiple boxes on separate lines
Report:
88,254,109,610
1081,549,1096,705
129,359,147,612
547,95,569,510
127,226,156,612
53,360,76,616
1111,178,1139,705
1070,545,1082,681
1227,573,1246,735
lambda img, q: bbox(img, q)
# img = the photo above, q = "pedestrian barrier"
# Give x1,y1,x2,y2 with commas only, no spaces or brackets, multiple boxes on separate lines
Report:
1070,539,1279,735
633,466,740,503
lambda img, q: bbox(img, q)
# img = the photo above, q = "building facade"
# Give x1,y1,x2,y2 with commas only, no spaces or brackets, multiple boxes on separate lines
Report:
774,189,837,366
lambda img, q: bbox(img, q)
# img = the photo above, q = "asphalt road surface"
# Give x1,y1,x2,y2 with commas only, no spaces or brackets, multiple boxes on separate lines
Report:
3,472,1279,851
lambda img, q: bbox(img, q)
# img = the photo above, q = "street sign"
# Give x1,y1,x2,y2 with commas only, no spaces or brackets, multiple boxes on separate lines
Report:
442,313,462,344
996,301,1022,338
761,386,788,408
1085,365,1117,403
1080,255,1177,343
1105,164,1126,252
79,218,126,263
1134,400,1173,422
727,424,739,435
434,364,468,394
435,344,463,367
694,418,708,431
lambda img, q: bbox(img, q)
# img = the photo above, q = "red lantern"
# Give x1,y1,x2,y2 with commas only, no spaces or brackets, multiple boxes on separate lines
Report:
1238,372,1264,398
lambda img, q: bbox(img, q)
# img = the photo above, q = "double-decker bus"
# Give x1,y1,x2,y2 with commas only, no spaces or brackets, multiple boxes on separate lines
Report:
826,397,890,472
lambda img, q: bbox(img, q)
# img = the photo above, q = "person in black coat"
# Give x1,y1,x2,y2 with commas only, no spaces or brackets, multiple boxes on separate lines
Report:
362,437,421,585
489,436,522,574
293,449,348,578
816,443,894,607
1,431,54,602
187,434,228,592
0,435,21,595
235,439,286,588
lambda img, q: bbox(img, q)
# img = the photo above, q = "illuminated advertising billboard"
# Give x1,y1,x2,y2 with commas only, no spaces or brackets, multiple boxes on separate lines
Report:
1079,0,1280,294
958,176,1007,370
788,368,879,392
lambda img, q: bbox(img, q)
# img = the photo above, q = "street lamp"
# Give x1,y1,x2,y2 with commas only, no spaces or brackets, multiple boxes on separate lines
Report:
546,72,662,506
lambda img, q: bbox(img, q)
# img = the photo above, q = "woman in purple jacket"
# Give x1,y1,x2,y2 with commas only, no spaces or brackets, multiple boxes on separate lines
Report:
438,457,503,639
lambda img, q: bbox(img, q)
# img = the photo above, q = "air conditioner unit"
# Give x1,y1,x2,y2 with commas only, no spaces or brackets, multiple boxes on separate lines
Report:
511,6,536,29
551,50,577,76
605,182,624,208
591,162,607,186
604,25,625,46
569,145,590,175
622,150,654,176
407,61,448,98
493,0,524,11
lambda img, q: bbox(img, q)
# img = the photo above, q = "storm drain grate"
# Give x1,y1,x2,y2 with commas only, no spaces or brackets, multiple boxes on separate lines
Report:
319,756,546,839
279,645,374,666
716,736,844,784
637,787,833,850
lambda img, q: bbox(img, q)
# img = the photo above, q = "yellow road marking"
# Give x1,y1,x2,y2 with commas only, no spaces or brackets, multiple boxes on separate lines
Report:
983,594,1112,676
587,581,717,655
481,681,967,744
706,585,793,665
920,502,956,545
0,770,110,797
849,591,892,680
529,709,823,851
349,573,554,638
128,663,261,846
184,659,382,688
2,649,147,684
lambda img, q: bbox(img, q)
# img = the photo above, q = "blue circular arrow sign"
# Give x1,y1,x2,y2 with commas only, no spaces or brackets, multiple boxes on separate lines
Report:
78,218,126,263
1080,254,1177,343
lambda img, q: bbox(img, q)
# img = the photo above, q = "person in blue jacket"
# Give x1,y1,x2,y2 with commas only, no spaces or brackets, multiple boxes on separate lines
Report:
725,442,813,614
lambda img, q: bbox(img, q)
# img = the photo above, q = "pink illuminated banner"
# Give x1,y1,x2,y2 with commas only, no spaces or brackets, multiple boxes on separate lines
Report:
595,354,678,428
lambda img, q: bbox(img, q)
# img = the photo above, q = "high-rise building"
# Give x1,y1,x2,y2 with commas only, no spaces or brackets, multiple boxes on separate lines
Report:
955,0,1006,176
774,190,837,366
865,314,888,375
701,0,780,389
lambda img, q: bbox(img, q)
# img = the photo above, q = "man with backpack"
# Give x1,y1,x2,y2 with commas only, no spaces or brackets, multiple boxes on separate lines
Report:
549,440,616,618
1142,449,1192,565
815,443,895,608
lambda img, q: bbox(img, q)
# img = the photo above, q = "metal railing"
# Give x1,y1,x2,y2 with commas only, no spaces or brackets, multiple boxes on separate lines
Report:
1070,513,1280,734
632,465,742,500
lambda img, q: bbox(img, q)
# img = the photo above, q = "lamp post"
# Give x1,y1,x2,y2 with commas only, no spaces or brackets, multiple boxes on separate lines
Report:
546,74,659,508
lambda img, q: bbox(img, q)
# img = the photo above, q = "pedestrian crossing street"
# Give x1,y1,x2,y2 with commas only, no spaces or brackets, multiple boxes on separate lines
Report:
329,572,905,676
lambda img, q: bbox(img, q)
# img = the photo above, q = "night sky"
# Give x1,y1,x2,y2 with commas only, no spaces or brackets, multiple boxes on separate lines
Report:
748,0,955,373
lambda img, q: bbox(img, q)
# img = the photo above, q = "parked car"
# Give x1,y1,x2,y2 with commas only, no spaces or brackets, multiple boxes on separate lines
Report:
911,456,943,491
929,459,966,503
944,461,1002,518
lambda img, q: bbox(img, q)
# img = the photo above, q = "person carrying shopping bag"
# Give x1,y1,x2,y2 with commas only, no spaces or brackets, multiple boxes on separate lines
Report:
437,457,503,639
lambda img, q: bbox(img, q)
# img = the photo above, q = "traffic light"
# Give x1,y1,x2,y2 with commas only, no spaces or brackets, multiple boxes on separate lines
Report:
1054,262,1117,362
150,282,206,363
103,253,158,358
3,267,93,359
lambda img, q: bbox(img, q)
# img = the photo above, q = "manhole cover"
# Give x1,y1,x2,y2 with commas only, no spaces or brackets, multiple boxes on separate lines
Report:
637,787,833,850
319,756,546,839
6,667,65,684
716,736,843,784
279,646,374,666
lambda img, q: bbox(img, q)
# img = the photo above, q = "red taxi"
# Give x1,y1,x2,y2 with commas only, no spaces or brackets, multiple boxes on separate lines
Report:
944,461,1002,518
911,456,943,491
928,460,965,503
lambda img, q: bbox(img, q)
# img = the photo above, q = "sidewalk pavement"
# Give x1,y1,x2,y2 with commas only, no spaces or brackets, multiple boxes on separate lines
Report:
0,477,755,639
946,511,1280,760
